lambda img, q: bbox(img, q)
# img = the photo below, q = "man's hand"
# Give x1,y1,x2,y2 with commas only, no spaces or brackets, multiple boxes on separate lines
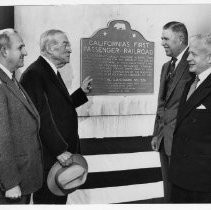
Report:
57,151,72,167
5,185,21,199
151,136,159,151
81,76,93,94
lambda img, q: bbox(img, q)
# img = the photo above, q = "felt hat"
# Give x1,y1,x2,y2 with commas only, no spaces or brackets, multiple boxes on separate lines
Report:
47,154,88,196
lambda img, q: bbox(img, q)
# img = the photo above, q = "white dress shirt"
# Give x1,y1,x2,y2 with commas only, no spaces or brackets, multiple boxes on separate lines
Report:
0,63,13,80
174,46,188,69
41,55,58,75
196,67,211,89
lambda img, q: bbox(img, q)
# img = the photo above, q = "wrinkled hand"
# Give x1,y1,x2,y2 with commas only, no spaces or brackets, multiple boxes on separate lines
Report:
151,136,159,151
81,76,93,94
5,185,21,199
57,151,72,167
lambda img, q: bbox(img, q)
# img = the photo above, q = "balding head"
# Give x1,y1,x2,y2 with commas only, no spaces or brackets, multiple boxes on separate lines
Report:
0,28,18,49
187,33,211,75
189,34,211,54
0,28,27,72
40,29,72,69
40,29,65,53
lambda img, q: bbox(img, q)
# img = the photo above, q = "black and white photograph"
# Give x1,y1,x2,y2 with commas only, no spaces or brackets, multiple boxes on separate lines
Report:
0,0,211,208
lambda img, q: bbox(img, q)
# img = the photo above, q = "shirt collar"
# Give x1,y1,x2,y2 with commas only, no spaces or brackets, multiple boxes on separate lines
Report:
197,66,211,88
0,62,13,80
41,55,58,75
174,46,188,67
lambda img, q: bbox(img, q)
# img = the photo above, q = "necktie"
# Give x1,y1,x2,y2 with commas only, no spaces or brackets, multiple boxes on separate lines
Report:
186,75,200,100
12,74,26,98
167,57,177,80
163,57,178,100
12,73,20,88
57,71,67,89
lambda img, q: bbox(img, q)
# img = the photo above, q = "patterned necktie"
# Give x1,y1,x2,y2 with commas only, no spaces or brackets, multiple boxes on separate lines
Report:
167,57,177,80
163,57,178,100
186,75,200,100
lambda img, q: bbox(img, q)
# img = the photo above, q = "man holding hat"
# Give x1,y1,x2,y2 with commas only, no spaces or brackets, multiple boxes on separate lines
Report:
20,29,92,204
47,154,88,197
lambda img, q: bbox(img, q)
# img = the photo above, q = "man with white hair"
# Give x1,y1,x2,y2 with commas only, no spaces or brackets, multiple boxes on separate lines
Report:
20,29,92,204
170,34,211,203
0,29,43,204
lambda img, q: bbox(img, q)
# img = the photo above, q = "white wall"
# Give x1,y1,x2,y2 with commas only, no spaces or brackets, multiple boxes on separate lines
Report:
15,4,211,138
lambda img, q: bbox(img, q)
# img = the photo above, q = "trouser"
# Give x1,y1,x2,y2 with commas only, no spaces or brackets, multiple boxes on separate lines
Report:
171,183,211,203
33,170,67,204
159,141,171,203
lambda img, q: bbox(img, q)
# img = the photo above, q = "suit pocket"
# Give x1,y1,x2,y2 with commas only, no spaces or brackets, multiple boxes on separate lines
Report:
194,109,211,114
190,155,211,159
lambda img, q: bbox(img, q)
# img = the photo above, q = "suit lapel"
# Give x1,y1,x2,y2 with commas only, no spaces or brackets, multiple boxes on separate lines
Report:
19,84,40,120
165,49,189,101
177,73,211,124
159,63,169,100
39,57,73,104
0,69,39,120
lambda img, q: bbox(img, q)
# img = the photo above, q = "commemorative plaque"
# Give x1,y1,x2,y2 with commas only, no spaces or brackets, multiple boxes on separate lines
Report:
81,20,154,95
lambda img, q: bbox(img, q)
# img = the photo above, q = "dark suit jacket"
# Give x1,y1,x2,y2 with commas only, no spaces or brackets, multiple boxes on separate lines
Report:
20,56,88,171
153,49,193,156
0,69,43,196
170,72,211,192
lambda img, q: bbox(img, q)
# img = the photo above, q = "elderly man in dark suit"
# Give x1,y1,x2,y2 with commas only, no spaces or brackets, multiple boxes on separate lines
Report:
0,29,43,204
20,29,92,204
151,21,193,202
170,34,211,203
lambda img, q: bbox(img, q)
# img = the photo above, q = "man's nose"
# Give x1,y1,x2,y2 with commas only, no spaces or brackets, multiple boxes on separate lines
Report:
161,40,165,46
187,53,191,61
66,45,72,53
22,48,27,56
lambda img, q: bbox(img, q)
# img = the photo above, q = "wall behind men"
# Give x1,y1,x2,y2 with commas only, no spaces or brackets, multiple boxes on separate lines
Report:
15,4,211,138
13,5,211,203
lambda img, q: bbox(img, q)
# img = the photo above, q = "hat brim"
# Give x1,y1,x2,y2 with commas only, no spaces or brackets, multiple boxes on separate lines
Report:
47,154,88,196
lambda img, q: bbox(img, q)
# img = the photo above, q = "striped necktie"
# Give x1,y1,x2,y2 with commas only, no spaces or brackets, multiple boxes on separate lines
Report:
12,74,26,98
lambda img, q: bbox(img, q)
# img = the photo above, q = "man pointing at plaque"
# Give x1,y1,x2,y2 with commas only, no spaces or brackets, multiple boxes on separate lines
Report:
151,21,193,202
20,29,92,204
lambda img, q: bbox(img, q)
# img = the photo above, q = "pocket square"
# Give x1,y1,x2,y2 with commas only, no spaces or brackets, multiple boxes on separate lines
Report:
196,104,206,109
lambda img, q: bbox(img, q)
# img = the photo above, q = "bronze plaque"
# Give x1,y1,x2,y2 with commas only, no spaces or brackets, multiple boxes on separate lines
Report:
81,20,154,95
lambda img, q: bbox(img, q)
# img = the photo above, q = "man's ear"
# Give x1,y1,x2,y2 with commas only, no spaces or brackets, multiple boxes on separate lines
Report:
179,35,184,45
0,46,8,57
46,41,57,55
46,43,54,55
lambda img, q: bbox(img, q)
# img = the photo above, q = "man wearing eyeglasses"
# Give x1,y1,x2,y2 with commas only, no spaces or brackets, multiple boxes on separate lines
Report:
20,29,92,204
